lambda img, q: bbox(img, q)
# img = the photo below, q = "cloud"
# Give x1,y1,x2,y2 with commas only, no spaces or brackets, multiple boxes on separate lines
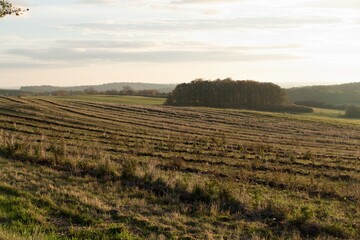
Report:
57,40,157,49
75,0,118,4
4,45,299,67
172,0,240,4
3,39,302,66
0,62,68,69
172,0,360,8
61,16,342,36
303,0,360,9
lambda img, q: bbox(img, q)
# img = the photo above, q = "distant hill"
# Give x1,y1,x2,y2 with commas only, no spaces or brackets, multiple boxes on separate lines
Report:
0,89,24,96
286,82,360,105
20,82,177,93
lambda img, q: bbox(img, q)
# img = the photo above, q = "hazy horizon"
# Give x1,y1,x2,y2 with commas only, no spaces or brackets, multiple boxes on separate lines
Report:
1,0,360,88
2,80,360,91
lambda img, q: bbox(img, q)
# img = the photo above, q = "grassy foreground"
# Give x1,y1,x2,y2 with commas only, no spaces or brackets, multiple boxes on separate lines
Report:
0,96,359,239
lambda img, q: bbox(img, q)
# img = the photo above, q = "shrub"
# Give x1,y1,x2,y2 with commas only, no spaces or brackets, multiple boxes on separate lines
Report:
303,151,313,160
191,180,222,204
48,140,67,164
167,157,183,170
121,158,138,180
94,158,119,178
190,180,242,213
344,105,360,118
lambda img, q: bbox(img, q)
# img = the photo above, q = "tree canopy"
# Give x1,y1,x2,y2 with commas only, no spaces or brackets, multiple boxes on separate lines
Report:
166,79,288,109
0,0,27,18
166,79,313,113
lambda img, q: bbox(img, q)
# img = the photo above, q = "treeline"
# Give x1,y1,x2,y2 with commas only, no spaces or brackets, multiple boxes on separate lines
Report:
166,79,312,113
20,82,176,94
0,89,24,96
52,86,166,97
0,86,167,98
287,82,360,105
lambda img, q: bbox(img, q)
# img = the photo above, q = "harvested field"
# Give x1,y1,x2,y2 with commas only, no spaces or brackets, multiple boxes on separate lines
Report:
0,96,359,239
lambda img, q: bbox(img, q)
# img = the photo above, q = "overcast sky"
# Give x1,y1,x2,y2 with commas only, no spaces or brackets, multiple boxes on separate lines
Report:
1,0,360,88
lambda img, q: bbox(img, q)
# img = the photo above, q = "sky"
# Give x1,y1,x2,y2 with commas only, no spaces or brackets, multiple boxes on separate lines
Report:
1,0,360,89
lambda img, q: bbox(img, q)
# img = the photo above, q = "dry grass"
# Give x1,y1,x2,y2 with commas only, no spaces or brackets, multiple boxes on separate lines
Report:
0,96,359,239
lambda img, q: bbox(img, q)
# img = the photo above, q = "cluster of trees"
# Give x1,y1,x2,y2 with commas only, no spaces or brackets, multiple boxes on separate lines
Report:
166,79,283,108
166,79,312,112
0,0,27,17
0,89,23,96
345,106,360,119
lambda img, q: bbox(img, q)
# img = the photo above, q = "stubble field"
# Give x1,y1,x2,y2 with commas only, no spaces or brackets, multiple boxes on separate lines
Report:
0,96,359,239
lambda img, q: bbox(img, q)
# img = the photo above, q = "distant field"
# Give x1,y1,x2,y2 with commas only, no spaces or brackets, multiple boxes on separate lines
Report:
32,95,360,125
250,107,360,126
0,96,359,239
41,95,166,105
